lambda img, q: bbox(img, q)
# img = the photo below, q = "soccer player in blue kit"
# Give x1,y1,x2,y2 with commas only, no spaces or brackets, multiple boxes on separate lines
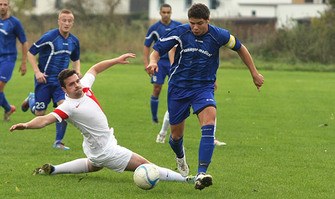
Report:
21,9,80,150
0,0,28,121
146,3,264,190
143,3,181,124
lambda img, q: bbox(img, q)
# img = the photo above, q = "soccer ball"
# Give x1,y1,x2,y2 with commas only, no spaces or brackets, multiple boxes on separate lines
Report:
133,163,160,190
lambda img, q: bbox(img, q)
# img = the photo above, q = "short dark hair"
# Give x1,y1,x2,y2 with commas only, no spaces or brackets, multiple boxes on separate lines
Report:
188,3,210,20
160,3,171,10
58,69,77,88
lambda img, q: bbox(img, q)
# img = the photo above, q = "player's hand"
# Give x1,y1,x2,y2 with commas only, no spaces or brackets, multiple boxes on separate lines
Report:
35,71,47,84
145,63,158,77
9,123,27,132
19,63,27,76
253,73,264,91
117,53,136,64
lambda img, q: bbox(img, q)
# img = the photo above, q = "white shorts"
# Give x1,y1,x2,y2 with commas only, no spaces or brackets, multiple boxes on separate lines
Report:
88,144,133,173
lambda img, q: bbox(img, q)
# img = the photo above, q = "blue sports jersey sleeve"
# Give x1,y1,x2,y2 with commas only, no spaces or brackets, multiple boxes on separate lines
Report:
145,20,182,60
13,17,27,44
0,16,27,58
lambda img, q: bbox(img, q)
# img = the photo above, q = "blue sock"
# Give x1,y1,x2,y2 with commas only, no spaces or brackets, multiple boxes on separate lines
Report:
150,95,159,122
198,125,215,173
169,135,184,158
55,120,67,143
0,92,10,112
28,93,36,114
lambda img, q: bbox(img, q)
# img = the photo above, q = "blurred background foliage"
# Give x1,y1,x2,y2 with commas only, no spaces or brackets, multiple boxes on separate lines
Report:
9,0,335,70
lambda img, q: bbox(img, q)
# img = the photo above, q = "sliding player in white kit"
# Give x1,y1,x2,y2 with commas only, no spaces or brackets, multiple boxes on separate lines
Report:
9,53,199,185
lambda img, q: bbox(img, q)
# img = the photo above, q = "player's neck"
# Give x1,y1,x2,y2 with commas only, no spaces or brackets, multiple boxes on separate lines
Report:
59,31,70,39
0,13,9,20
161,19,171,25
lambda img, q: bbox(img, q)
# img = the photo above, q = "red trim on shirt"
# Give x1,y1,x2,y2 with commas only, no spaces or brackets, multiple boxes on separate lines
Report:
83,87,102,108
54,109,69,120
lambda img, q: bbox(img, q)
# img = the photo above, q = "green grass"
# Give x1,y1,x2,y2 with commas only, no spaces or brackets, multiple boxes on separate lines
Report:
0,62,334,198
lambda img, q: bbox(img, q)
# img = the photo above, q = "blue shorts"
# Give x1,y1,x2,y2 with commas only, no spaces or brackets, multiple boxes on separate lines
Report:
167,85,216,125
151,59,170,85
34,81,65,111
0,59,16,83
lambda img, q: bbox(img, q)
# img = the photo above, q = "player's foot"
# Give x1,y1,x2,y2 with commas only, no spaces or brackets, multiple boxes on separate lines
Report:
156,133,166,143
33,163,54,175
214,139,226,146
4,105,16,121
53,142,70,150
176,155,189,177
152,118,159,124
21,92,34,112
194,172,213,190
185,175,196,184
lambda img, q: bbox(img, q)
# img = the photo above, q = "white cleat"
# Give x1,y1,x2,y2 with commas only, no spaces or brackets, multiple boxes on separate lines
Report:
214,139,226,146
156,133,166,143
176,155,189,177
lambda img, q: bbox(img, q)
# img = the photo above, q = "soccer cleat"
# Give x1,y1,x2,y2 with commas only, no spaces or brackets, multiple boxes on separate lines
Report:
194,172,213,190
156,133,166,143
33,164,54,175
152,118,159,124
214,139,227,146
185,175,196,184
21,92,34,112
4,105,16,121
176,155,189,177
53,142,70,150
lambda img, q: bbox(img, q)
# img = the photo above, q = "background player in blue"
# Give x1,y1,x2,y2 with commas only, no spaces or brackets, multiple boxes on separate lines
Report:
21,9,80,150
146,3,264,190
0,0,28,121
143,4,181,124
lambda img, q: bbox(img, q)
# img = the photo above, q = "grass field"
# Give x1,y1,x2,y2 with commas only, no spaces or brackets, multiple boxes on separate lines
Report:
0,61,334,198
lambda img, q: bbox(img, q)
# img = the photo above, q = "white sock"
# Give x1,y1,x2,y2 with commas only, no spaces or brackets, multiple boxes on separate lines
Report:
156,166,186,182
159,111,170,136
52,158,89,175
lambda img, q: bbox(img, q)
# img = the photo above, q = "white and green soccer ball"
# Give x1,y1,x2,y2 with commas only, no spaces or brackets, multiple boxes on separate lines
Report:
133,163,160,190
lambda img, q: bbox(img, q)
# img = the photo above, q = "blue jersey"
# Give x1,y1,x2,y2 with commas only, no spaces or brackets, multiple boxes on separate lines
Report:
153,24,241,89
29,28,80,82
144,20,182,61
0,16,27,61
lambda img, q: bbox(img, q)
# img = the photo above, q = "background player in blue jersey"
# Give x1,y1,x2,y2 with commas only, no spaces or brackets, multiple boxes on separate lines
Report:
0,0,28,121
21,9,80,150
146,3,264,190
143,4,181,124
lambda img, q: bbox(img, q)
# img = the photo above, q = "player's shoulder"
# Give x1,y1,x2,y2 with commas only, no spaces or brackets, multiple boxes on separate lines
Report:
209,25,230,36
171,20,182,26
43,28,59,39
7,16,22,25
68,33,80,43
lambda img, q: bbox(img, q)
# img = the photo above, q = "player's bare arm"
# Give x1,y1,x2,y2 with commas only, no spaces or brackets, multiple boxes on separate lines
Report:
87,53,136,77
146,50,160,76
237,45,264,90
27,51,47,84
9,113,58,132
72,59,81,77
19,41,28,76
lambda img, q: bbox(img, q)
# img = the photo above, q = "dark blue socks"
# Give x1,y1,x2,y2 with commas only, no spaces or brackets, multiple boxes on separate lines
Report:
198,125,215,173
150,95,159,122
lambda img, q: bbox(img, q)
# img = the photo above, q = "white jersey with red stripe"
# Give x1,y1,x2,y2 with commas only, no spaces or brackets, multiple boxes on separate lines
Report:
51,73,117,160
